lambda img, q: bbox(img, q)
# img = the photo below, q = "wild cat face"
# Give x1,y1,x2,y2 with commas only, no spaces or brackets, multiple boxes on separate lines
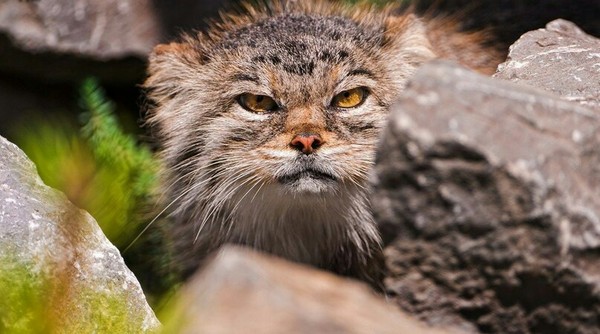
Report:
205,15,392,195
145,8,434,204
143,1,442,282
143,1,501,283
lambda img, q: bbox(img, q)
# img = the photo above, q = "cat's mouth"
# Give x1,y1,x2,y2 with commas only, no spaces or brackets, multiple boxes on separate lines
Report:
274,157,339,193
277,168,337,184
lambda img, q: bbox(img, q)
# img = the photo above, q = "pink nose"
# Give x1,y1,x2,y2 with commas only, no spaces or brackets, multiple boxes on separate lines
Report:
290,133,323,154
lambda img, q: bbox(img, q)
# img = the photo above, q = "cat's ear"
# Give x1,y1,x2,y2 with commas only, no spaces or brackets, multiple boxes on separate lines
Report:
143,39,207,112
383,13,435,62
151,42,191,59
145,40,204,87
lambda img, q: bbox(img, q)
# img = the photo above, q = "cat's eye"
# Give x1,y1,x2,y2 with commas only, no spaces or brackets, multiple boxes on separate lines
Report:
238,93,278,113
331,87,368,109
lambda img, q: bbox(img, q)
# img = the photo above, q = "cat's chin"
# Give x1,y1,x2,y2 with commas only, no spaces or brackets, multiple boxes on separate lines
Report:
277,170,339,194
284,177,338,194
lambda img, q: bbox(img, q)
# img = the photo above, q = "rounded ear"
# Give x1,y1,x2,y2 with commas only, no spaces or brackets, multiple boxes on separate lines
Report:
384,13,434,54
146,41,201,84
143,40,205,106
151,42,194,57
383,13,436,65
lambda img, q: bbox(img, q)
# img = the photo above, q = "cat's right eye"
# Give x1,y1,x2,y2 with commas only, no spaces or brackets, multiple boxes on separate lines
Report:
237,93,278,113
331,87,368,109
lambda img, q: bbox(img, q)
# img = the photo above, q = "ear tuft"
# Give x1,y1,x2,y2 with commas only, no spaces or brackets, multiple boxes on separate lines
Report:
144,39,204,122
383,13,435,62
151,42,193,57
384,13,420,37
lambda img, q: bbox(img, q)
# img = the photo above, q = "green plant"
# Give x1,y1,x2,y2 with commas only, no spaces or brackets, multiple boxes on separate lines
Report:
78,78,158,247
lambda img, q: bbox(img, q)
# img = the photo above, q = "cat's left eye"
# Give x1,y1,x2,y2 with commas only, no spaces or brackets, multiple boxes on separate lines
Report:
331,87,368,109
238,93,278,113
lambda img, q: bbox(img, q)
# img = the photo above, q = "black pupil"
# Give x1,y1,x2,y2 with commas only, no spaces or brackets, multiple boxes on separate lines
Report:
256,96,264,103
343,92,350,98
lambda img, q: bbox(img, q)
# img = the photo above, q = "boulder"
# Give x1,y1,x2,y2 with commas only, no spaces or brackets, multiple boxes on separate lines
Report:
373,61,600,333
0,0,160,83
0,135,159,333
166,246,455,334
495,19,600,110
0,0,237,83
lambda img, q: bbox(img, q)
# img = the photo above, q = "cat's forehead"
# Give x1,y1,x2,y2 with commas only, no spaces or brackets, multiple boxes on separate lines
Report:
217,13,384,51
204,13,386,102
212,13,385,73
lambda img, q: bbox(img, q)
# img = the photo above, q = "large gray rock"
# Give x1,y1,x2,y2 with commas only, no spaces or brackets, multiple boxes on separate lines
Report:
0,0,237,83
0,0,159,82
495,19,600,110
167,246,454,334
0,0,158,58
0,135,159,332
373,61,600,333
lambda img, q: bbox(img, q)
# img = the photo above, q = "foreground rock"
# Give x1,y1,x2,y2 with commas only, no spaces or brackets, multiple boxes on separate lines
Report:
495,19,600,110
166,246,453,334
0,135,159,332
373,61,600,333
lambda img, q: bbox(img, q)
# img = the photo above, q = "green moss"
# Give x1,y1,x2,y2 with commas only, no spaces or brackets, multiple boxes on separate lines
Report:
63,288,155,334
0,254,159,334
0,257,52,333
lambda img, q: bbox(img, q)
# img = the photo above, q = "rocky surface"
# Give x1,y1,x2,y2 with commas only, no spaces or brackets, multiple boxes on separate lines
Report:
167,246,454,334
0,0,158,57
495,19,600,110
0,0,159,82
373,61,600,333
0,135,159,332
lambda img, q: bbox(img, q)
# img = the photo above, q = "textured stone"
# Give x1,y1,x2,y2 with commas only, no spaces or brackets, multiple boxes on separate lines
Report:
495,19,600,110
0,135,159,332
373,61,600,333
0,0,159,83
0,0,158,57
168,246,454,334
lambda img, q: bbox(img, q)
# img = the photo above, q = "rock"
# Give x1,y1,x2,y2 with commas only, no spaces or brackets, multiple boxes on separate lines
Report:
0,0,159,82
0,0,158,58
495,19,600,110
166,246,455,334
373,61,600,333
0,135,159,333
0,0,237,83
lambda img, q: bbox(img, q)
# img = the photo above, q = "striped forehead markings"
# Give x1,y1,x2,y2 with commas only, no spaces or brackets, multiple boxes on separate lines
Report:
246,46,351,77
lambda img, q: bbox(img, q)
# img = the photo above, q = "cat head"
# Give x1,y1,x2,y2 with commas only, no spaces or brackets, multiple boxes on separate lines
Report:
144,1,434,200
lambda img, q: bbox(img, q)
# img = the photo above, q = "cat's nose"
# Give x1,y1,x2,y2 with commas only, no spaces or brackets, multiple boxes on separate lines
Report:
290,133,323,154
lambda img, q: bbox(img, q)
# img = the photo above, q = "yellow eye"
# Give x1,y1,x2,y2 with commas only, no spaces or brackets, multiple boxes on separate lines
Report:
238,93,278,113
332,87,368,108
